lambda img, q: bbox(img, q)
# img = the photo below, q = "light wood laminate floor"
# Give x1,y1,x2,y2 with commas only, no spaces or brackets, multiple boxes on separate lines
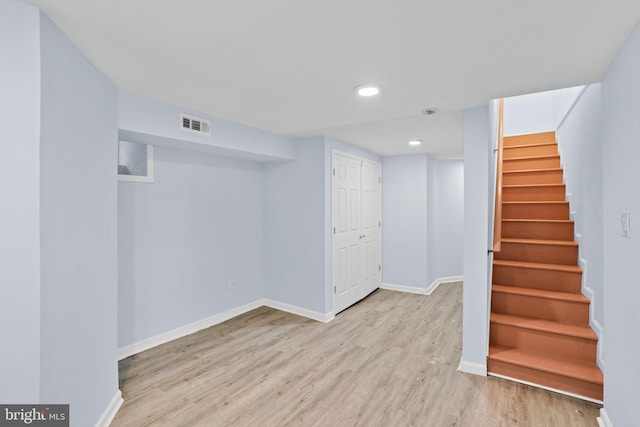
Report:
113,283,600,426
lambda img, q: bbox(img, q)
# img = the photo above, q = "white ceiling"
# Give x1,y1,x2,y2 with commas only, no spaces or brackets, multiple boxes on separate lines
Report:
27,0,640,158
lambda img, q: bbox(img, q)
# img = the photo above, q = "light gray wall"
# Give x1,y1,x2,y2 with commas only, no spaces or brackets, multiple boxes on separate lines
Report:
503,91,555,136
262,136,380,315
381,155,429,287
263,137,326,312
118,147,264,346
382,155,463,289
600,22,640,427
428,159,464,283
39,13,119,427
0,0,41,403
504,86,585,137
556,84,604,364
116,131,377,334
552,86,586,128
462,106,490,370
118,90,296,162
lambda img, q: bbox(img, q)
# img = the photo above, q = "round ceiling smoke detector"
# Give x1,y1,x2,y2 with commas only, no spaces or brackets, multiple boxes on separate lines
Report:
354,84,380,97
421,107,440,115
408,140,423,146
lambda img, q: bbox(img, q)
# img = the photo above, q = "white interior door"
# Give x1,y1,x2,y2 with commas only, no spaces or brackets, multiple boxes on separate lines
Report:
361,161,381,295
332,152,381,314
332,155,363,314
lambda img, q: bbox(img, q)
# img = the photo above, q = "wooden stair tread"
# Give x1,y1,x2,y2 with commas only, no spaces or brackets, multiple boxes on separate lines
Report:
503,218,573,224
490,313,597,340
503,142,558,150
503,168,563,174
493,259,581,273
489,345,603,385
504,132,555,141
492,284,588,303
503,183,564,189
500,238,578,247
503,201,568,204
504,154,560,162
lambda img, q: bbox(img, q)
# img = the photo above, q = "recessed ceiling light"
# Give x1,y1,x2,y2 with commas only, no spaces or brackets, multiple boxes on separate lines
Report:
408,140,423,146
421,107,440,115
354,84,380,97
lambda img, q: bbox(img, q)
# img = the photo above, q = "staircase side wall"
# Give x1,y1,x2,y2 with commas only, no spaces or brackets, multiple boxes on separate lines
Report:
556,84,604,367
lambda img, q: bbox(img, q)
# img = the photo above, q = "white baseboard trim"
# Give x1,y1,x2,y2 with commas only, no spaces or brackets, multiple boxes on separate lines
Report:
118,298,335,360
381,276,463,296
580,260,605,370
591,316,604,371
380,283,429,295
427,276,464,295
597,408,613,427
262,298,334,323
118,299,263,360
94,390,123,427
458,358,487,376
489,372,603,405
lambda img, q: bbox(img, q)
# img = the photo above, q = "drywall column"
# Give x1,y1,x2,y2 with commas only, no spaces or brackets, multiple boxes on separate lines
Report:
39,13,120,426
0,0,41,403
600,22,640,427
460,106,490,375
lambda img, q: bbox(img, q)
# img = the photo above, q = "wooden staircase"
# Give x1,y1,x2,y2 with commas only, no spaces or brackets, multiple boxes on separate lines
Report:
488,131,603,401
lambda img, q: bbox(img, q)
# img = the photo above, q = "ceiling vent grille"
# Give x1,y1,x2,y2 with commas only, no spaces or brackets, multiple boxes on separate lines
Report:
180,113,211,136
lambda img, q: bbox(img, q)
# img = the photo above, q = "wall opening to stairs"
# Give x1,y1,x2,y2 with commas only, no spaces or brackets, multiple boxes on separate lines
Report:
487,87,604,402
499,85,605,360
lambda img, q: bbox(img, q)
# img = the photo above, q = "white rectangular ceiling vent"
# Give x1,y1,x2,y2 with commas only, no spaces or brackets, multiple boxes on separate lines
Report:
180,113,211,136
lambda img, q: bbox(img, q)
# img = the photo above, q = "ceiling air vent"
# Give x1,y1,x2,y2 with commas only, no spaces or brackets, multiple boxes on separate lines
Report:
180,113,211,136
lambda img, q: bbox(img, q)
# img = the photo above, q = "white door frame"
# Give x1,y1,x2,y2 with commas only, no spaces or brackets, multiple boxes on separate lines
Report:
331,149,382,314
